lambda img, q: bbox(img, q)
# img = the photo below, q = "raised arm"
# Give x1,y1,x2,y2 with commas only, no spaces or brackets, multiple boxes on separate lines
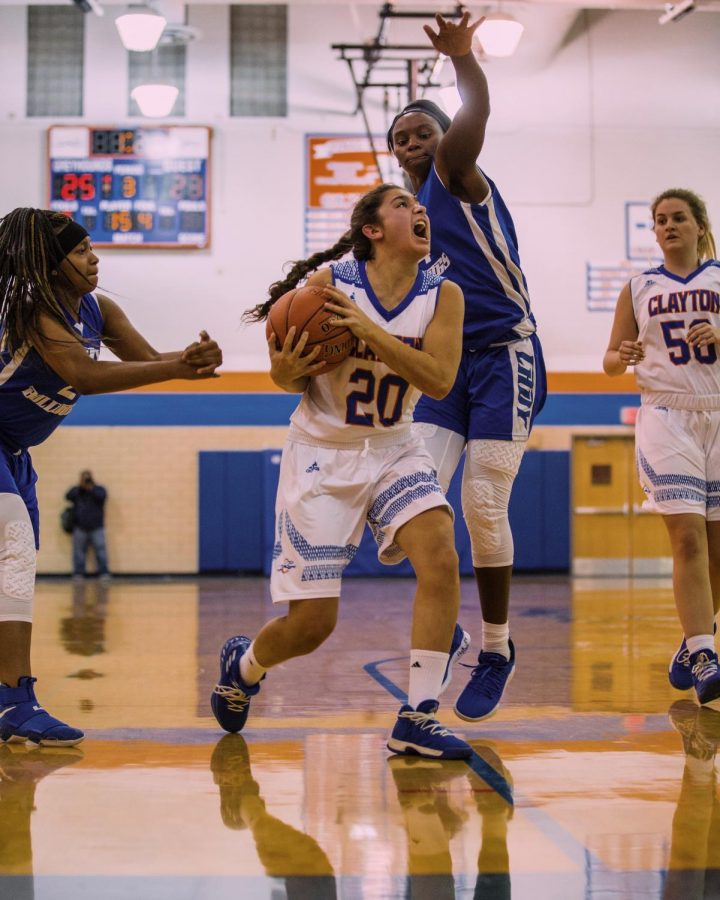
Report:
426,13,490,201
603,283,644,376
323,279,464,399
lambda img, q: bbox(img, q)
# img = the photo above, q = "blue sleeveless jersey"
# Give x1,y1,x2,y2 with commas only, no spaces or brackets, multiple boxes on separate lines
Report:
0,293,103,451
417,165,537,351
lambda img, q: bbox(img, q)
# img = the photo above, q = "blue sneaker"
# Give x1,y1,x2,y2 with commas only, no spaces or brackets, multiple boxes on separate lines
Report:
690,648,720,708
439,623,471,696
0,677,84,747
387,699,473,760
669,624,717,691
211,635,262,733
454,639,516,722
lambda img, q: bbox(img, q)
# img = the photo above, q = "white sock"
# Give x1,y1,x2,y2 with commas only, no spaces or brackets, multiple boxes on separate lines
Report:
482,620,510,660
239,641,267,686
686,634,715,657
408,649,448,709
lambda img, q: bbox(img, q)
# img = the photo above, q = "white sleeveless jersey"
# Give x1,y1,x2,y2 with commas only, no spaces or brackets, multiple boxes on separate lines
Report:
631,260,720,410
288,259,443,446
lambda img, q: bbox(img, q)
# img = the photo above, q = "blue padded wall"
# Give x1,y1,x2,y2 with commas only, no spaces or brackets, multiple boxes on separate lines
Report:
199,448,569,575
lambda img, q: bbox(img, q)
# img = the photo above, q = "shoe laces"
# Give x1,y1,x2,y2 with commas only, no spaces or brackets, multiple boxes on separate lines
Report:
399,709,453,737
213,684,251,712
464,655,510,697
692,652,719,683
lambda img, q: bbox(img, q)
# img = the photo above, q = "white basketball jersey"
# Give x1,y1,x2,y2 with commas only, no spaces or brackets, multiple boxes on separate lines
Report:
631,260,720,409
288,259,442,446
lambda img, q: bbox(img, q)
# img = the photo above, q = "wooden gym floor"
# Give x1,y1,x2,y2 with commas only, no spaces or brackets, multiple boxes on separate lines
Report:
0,573,717,899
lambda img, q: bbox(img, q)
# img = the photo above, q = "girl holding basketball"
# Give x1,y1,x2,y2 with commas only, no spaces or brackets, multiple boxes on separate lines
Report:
0,207,222,746
212,183,473,759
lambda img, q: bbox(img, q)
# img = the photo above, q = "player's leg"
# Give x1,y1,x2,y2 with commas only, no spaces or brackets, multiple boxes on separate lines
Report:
0,451,83,746
211,440,366,734
453,338,545,722
372,440,471,759
639,406,720,705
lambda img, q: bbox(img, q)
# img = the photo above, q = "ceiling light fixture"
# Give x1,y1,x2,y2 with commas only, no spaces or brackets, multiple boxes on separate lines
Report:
115,6,167,51
477,12,524,58
658,0,695,24
130,83,178,117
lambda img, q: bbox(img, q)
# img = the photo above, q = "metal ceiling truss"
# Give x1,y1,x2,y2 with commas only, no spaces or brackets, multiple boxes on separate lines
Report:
332,2,466,172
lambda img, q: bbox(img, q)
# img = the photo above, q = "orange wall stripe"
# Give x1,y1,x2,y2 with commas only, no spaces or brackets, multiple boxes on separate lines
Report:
126,370,639,395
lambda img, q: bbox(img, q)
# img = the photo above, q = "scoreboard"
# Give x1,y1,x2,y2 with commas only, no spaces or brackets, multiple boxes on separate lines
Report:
48,125,211,248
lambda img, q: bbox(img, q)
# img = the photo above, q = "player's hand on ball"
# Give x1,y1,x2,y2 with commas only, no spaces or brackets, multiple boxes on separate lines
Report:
322,286,377,343
268,326,326,381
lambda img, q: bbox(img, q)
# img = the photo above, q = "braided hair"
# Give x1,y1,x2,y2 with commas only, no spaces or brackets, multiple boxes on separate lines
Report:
0,208,85,354
244,183,399,323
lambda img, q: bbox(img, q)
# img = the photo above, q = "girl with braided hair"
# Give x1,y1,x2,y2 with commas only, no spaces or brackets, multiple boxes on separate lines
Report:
0,207,222,746
213,183,474,760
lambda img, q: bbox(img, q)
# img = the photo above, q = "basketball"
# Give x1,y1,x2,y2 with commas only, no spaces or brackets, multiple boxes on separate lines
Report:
266,284,356,373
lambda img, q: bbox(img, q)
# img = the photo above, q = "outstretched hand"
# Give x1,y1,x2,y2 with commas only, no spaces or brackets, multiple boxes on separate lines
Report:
182,330,223,375
423,11,484,58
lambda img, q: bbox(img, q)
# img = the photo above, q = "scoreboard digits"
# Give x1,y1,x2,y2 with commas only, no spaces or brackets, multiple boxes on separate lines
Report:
48,126,211,248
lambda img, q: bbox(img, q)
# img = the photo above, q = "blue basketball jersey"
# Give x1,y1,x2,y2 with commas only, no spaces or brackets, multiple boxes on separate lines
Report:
417,164,536,351
0,293,103,451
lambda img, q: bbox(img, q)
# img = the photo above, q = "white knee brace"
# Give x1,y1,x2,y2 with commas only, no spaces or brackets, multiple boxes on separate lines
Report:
0,493,36,623
462,440,525,568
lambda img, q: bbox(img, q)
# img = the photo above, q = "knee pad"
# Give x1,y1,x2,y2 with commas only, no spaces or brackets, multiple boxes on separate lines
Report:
462,440,525,568
0,493,36,622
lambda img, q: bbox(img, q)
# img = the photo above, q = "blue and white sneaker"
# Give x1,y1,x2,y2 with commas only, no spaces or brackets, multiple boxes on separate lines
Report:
669,624,717,691
454,639,516,722
690,648,720,708
387,699,473,760
439,623,471,696
211,635,263,734
0,677,84,747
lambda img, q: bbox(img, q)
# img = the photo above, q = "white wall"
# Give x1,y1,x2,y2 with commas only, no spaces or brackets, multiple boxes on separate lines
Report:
0,5,718,373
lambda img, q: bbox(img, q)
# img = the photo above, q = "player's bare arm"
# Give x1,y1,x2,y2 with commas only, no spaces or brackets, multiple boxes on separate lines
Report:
34,312,208,394
427,13,490,201
98,295,221,374
323,280,464,399
603,282,644,375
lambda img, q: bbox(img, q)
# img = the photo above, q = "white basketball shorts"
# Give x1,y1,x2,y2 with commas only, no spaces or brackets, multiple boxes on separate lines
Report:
636,404,720,519
270,436,452,602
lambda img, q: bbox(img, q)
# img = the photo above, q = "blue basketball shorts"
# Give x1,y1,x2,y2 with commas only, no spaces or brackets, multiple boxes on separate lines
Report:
0,445,40,548
414,332,547,442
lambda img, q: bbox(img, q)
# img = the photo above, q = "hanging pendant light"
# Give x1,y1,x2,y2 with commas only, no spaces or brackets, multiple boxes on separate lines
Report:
131,84,178,117
477,12,524,58
115,6,167,52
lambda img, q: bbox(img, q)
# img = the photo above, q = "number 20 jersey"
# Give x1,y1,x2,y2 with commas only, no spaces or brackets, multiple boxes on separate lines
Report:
288,259,443,446
631,260,720,410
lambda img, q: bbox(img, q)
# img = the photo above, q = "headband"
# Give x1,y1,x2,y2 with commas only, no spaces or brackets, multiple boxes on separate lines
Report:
386,99,452,151
55,219,89,260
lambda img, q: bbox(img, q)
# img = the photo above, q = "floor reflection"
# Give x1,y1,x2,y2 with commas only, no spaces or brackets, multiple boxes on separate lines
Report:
0,574,716,898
